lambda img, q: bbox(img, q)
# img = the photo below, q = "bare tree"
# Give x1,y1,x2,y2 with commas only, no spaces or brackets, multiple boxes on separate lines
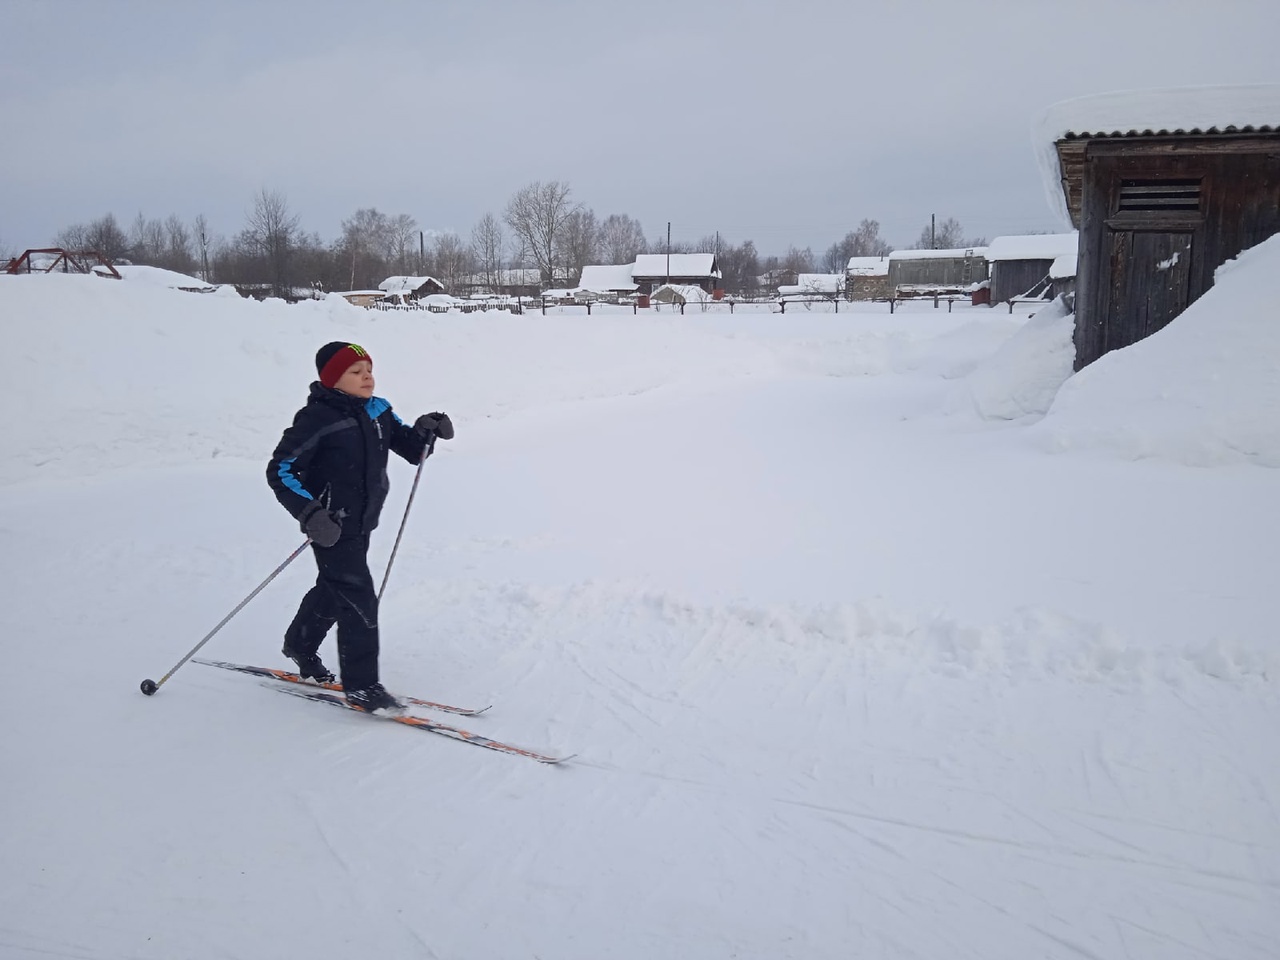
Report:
129,213,166,265
386,213,419,275
193,214,213,281
781,245,815,274
338,207,391,290
912,217,985,250
557,208,599,282
244,188,301,297
428,232,472,292
164,214,196,274
598,213,646,264
822,219,892,271
717,239,760,296
504,180,578,285
470,212,505,292
55,214,130,261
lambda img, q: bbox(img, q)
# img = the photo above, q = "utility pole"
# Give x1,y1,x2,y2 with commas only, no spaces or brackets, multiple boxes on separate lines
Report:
931,214,936,250
419,231,425,274
666,221,671,287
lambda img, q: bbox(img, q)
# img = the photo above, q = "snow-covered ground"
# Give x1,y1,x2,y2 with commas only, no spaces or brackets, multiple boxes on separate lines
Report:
1,245,1277,959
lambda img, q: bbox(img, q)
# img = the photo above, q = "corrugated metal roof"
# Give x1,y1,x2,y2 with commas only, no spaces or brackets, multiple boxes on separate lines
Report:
1060,123,1279,140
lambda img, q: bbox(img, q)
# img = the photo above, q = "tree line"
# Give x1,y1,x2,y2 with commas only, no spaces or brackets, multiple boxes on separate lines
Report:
41,182,986,298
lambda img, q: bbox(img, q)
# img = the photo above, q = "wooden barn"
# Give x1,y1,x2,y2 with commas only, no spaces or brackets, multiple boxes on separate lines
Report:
1039,85,1280,370
985,233,1078,304
886,248,988,294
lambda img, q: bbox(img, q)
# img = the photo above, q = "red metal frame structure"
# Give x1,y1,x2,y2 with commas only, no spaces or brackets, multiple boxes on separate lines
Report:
4,248,121,278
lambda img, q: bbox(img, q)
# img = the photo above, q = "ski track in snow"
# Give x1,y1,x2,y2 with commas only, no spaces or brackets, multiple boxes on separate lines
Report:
1,276,1278,959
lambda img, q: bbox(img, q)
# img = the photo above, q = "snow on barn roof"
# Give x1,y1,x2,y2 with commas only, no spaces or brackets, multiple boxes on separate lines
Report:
845,256,890,276
1034,84,1280,227
632,253,720,279
577,264,638,293
888,247,988,261
379,275,444,294
1049,255,1077,280
986,233,1078,263
778,274,845,297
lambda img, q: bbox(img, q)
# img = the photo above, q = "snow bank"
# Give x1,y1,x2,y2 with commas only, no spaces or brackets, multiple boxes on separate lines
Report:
0,273,778,486
1035,234,1280,466
946,296,1076,420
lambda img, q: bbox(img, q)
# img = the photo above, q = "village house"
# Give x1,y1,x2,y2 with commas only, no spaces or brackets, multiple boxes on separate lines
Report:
378,275,446,300
630,253,721,295
1039,84,1280,369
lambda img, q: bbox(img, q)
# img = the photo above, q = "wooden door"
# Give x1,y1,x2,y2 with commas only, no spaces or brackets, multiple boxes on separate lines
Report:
1104,230,1193,354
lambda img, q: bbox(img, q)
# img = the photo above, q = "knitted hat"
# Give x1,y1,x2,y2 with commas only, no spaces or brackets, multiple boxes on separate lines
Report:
315,342,372,388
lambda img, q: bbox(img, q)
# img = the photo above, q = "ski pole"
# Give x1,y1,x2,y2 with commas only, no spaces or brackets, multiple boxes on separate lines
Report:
378,436,435,602
140,539,312,696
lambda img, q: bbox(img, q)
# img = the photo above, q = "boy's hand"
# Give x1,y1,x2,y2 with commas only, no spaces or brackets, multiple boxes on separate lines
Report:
298,500,342,547
414,412,454,441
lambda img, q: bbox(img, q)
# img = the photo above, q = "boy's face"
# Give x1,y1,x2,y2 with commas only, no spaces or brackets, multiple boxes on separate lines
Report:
333,359,375,398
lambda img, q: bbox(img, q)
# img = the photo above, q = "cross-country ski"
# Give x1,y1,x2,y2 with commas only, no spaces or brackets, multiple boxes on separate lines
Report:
193,657,490,715
271,683,571,764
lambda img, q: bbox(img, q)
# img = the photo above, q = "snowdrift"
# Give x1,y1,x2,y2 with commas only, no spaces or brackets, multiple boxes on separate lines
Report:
1035,234,1280,466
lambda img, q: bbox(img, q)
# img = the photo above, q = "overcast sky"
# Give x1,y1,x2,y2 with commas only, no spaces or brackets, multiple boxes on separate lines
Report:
2,0,1278,258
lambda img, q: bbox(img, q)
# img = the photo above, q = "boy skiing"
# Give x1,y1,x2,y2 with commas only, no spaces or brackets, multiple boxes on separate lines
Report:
266,341,453,714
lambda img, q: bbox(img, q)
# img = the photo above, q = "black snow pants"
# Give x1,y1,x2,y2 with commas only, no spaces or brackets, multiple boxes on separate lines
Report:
284,535,380,691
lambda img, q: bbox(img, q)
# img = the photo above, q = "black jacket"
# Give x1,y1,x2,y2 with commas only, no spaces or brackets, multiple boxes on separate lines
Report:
267,382,427,537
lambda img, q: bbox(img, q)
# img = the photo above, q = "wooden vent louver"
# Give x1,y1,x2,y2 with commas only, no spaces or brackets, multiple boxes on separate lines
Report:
1118,179,1201,213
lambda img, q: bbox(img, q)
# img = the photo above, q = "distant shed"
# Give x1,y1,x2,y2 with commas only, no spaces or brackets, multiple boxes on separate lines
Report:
845,256,890,300
1038,85,1280,369
985,233,1078,304
777,273,845,299
886,248,988,292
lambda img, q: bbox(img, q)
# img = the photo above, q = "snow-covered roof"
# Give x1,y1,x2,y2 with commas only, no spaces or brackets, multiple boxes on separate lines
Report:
93,264,213,289
577,264,638,293
779,274,845,296
1035,84,1280,227
986,233,1078,263
888,247,988,261
845,256,890,276
378,275,444,294
632,253,720,279
651,283,712,304
1049,255,1077,280
458,268,543,286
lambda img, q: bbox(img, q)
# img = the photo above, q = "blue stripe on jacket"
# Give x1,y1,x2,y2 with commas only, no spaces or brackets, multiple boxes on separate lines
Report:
276,457,313,500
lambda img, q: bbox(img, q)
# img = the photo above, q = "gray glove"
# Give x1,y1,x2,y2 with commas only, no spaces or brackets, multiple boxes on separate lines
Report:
414,412,454,442
298,500,342,547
